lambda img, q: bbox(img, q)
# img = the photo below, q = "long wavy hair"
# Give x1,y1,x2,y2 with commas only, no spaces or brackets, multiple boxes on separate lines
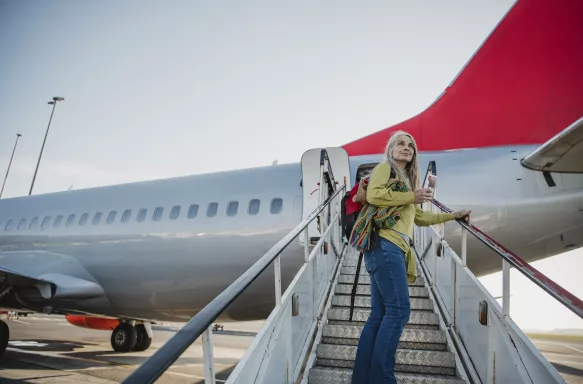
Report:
383,130,419,191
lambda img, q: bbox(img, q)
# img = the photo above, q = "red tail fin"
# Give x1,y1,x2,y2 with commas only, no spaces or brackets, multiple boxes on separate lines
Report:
343,0,583,155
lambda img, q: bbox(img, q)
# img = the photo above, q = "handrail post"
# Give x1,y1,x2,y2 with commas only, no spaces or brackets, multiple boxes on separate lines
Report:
502,260,510,317
202,326,216,384
311,247,317,321
303,229,310,262
319,160,328,265
337,197,342,247
461,228,467,267
285,314,293,383
275,256,282,307
452,253,457,328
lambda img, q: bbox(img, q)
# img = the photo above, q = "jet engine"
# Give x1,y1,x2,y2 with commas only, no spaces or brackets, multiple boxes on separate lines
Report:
65,315,119,330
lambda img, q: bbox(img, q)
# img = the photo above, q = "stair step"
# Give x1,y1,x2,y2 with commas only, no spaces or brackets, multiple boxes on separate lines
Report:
308,366,466,384
327,308,440,327
338,274,425,287
340,266,371,276
340,265,422,280
316,345,457,375
335,284,429,298
322,336,446,350
327,321,438,330
332,296,434,311
343,256,424,269
343,256,389,267
323,324,446,347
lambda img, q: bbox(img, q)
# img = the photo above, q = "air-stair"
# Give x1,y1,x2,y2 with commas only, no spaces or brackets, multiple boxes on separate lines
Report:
305,245,466,384
122,148,583,384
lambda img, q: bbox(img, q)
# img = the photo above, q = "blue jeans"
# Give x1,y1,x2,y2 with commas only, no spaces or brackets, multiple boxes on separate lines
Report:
352,238,411,384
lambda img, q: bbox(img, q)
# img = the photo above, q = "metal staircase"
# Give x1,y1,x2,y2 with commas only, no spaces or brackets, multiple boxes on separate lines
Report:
307,248,467,384
123,148,582,384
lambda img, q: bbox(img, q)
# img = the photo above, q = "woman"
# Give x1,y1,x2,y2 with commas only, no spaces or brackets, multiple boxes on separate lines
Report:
352,130,470,384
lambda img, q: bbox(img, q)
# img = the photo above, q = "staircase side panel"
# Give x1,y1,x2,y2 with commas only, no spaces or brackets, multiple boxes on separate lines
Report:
434,246,456,321
451,243,564,383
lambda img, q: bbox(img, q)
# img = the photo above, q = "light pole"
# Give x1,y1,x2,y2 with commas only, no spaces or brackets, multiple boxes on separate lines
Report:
0,133,23,199
29,96,65,196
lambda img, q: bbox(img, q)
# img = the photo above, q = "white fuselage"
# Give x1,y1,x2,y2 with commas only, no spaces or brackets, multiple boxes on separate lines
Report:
0,145,581,322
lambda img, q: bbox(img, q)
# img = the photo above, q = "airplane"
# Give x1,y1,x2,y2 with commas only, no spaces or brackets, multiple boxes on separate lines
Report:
0,0,582,356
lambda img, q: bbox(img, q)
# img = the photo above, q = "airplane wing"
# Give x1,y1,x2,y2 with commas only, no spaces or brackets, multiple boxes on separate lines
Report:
0,251,106,300
521,116,583,173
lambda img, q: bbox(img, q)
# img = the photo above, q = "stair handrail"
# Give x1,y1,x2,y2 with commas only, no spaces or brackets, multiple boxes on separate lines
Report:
122,149,344,384
431,198,583,320
320,149,337,195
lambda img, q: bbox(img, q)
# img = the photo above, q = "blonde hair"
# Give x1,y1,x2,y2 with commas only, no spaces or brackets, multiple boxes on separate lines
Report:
383,130,419,190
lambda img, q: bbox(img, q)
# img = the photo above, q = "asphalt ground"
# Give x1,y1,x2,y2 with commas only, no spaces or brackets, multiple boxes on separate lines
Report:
0,314,264,383
0,314,581,383
530,337,583,384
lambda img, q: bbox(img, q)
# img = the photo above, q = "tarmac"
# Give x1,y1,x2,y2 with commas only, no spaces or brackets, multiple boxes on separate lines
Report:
0,314,263,383
0,314,581,383
530,336,583,384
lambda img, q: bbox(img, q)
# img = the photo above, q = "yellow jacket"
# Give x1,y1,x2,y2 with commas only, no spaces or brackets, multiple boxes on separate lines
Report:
366,163,455,282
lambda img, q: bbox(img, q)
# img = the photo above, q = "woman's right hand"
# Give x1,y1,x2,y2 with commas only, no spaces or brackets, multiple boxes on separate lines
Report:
414,188,433,204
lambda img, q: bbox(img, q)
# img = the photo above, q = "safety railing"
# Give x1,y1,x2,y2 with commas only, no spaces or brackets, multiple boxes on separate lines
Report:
122,149,345,384
431,199,583,320
413,195,582,383
225,194,344,383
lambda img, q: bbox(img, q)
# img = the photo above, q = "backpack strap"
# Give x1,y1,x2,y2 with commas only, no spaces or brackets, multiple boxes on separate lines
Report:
390,166,397,179
349,250,364,322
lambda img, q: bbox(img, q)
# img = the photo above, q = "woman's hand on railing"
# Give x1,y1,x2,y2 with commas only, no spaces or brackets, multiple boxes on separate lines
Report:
453,209,472,222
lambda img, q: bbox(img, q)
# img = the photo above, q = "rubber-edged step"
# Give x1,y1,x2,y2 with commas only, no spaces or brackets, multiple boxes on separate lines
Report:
308,366,466,384
315,344,457,375
327,308,439,328
338,273,425,287
322,324,446,350
331,295,434,311
335,284,429,298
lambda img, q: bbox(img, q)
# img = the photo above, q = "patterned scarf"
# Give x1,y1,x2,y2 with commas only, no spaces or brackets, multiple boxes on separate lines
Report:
348,178,409,252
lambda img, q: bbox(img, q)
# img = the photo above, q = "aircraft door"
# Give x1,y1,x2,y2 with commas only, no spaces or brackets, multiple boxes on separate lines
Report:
300,148,351,244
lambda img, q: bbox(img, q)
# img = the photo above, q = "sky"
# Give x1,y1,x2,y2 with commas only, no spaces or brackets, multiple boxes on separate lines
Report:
0,1,581,331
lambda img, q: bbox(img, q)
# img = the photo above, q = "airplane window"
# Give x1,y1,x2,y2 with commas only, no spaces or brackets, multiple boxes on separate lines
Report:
270,198,283,214
187,204,199,219
106,211,117,224
18,218,28,231
207,203,218,218
79,213,89,226
29,217,39,230
122,209,132,223
66,214,76,227
41,216,52,230
93,212,103,225
248,199,260,215
227,201,239,217
5,219,14,232
137,208,147,222
54,215,64,228
153,207,164,221
170,205,181,220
